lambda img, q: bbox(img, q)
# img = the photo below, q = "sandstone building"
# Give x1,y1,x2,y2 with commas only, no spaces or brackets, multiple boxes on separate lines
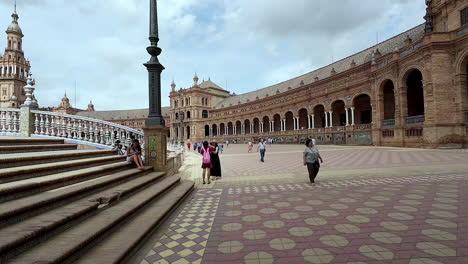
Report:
169,0,468,148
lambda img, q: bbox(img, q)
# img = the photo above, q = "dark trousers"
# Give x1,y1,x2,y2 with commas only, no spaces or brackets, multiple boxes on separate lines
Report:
260,149,266,161
306,162,319,183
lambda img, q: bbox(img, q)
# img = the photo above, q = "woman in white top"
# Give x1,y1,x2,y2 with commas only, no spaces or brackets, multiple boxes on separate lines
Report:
303,138,323,183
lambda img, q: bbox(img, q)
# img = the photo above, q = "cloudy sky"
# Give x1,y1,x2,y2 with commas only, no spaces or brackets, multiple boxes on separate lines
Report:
0,0,426,110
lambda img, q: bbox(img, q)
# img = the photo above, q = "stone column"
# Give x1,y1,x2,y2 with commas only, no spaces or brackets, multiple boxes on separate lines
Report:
209,127,213,137
242,124,245,134
325,112,329,128
329,111,333,128
351,107,355,125
345,108,350,126
20,105,35,137
307,115,311,129
311,114,315,129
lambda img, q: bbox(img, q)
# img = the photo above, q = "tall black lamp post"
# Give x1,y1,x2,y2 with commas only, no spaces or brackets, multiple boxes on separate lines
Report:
143,0,168,172
145,0,165,126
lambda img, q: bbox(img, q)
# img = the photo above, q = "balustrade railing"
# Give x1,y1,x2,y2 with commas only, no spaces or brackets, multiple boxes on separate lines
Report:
355,123,372,130
406,115,425,125
0,108,21,136
28,110,144,149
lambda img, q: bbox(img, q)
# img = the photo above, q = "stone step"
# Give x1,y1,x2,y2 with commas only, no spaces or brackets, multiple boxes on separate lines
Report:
0,149,116,169
0,144,77,154
0,137,65,146
8,176,183,264
0,155,126,184
0,167,153,225
0,161,134,203
76,181,194,264
0,171,165,259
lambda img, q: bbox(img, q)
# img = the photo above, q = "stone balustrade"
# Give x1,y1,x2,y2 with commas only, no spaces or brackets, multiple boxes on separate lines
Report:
0,108,21,136
0,107,144,150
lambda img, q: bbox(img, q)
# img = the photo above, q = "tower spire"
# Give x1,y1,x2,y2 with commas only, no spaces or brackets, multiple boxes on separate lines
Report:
14,0,17,13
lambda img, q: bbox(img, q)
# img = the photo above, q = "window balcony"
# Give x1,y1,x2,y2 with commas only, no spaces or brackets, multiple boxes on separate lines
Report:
382,119,395,127
406,115,425,124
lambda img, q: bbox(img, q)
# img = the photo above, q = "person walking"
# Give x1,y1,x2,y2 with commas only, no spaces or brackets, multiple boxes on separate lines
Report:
303,138,323,183
226,140,229,148
200,141,213,184
219,144,224,154
210,142,222,180
257,138,267,162
187,141,191,151
127,139,144,170
197,142,202,153
248,141,253,153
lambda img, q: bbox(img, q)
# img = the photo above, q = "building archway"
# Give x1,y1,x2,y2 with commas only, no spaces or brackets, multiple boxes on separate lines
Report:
236,121,242,134
273,114,281,131
253,118,260,133
227,122,233,135
186,126,190,139
313,105,325,128
263,116,270,132
285,111,294,130
382,80,395,120
220,123,225,136
331,100,346,126
244,119,251,134
353,94,372,124
212,124,218,136
298,108,308,130
205,125,210,137
406,69,424,117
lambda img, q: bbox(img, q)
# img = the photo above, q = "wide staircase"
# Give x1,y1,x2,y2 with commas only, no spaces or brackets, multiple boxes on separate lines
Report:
0,137,194,264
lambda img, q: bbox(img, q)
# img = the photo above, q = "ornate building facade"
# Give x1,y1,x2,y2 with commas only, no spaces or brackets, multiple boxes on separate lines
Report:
0,6,31,108
170,0,468,148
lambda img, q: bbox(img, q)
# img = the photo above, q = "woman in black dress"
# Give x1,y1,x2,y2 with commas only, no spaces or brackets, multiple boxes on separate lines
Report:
210,142,222,180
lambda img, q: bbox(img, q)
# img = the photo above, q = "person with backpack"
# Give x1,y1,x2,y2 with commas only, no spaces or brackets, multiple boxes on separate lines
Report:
200,141,214,184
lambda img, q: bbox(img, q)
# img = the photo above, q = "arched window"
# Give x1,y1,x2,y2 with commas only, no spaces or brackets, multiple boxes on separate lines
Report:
202,110,208,118
8,40,11,49
187,111,191,119
18,41,21,50
175,113,179,120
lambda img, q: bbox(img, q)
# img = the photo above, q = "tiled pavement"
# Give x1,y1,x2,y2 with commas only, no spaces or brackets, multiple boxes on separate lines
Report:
135,145,468,264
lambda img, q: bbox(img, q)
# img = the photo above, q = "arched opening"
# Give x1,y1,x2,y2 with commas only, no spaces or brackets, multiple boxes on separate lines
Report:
236,121,242,134
8,40,11,49
220,123,225,136
263,116,270,132
353,94,372,124
406,69,424,117
205,125,210,137
253,118,260,133
285,111,294,130
186,111,191,119
175,127,179,138
202,110,208,118
298,108,308,130
245,120,251,134
383,80,395,120
175,113,179,120
228,122,233,135
273,114,281,131
18,41,21,50
331,100,346,126
313,105,326,128
187,126,191,139
212,124,218,136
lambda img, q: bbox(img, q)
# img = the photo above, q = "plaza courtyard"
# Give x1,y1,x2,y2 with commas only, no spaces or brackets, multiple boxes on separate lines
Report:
132,144,468,264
